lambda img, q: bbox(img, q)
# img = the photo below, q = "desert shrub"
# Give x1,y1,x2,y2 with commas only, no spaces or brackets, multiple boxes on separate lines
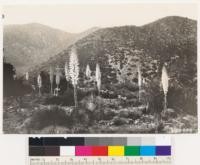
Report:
112,116,128,126
117,88,137,100
144,76,197,116
3,111,8,119
4,74,33,98
4,62,16,97
79,95,110,121
70,124,89,133
44,88,88,106
167,86,197,115
161,108,177,119
113,82,138,93
33,72,74,95
28,105,73,130
101,85,120,99
102,108,117,120
79,87,97,95
118,110,129,118
144,79,164,115
38,71,50,93
118,97,141,107
45,95,74,106
69,106,97,126
80,95,97,111
104,98,121,109
100,90,118,99
118,108,143,119
101,83,138,100
122,82,138,92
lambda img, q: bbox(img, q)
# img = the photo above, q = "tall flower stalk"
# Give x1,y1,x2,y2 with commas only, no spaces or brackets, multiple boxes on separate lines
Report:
86,64,91,79
37,74,42,96
55,67,61,96
65,61,70,90
161,65,169,111
69,48,79,108
49,67,54,95
137,65,142,102
95,63,101,96
25,72,29,81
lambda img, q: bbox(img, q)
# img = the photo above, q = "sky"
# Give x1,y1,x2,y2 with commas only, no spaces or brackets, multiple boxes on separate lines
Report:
3,4,198,33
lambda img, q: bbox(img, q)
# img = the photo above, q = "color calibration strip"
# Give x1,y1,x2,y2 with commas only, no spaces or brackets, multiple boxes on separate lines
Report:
29,137,171,157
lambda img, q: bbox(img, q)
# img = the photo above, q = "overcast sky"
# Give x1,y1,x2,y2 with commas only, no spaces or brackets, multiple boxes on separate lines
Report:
3,4,198,33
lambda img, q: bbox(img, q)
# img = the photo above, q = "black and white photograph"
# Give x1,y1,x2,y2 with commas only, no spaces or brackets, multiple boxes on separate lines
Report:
3,4,197,134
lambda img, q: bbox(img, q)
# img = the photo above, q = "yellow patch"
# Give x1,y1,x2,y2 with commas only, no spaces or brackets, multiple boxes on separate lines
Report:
108,146,124,156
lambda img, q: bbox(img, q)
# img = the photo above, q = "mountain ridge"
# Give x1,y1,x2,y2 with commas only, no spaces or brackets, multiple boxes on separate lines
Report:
4,23,101,75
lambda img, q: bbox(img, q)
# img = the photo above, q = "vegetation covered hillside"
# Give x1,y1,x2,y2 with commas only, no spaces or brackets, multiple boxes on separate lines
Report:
32,16,197,100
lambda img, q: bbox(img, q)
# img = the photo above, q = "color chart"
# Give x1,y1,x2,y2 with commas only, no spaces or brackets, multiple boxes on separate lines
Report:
29,137,172,164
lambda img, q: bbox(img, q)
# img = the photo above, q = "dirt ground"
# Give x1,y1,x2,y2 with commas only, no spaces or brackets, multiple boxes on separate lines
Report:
3,95,198,134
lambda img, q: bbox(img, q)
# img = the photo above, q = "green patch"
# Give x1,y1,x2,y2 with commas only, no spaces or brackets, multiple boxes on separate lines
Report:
125,146,140,156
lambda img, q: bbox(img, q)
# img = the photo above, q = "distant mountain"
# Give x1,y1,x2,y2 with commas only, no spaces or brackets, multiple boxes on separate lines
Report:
32,16,197,89
3,23,76,74
4,23,100,75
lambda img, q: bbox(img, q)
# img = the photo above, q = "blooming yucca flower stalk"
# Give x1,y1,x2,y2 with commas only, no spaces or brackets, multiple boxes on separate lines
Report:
95,63,101,96
55,67,61,96
37,74,42,96
25,72,29,81
86,64,91,79
137,65,142,102
161,65,169,111
65,62,70,81
49,67,54,94
69,48,79,108
65,61,70,90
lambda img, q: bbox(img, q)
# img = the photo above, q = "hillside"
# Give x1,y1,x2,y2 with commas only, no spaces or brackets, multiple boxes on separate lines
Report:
32,16,197,88
3,23,76,74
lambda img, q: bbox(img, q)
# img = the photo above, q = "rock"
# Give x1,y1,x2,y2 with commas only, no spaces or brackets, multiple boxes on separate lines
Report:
34,107,38,110
129,108,142,119
138,105,147,112
59,106,73,116
182,115,195,123
127,118,134,124
162,108,177,119
103,108,118,120
118,110,129,118
16,117,32,132
98,120,111,126
112,116,128,126
39,104,48,110
80,95,98,111
86,102,96,111
134,119,140,124
181,115,196,128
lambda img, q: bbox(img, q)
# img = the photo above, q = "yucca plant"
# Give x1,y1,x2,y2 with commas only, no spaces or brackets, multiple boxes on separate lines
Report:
65,62,70,81
161,65,169,111
69,48,79,108
65,61,70,90
95,63,101,96
85,64,92,89
49,67,54,95
25,72,29,81
37,74,42,96
137,65,142,102
85,64,91,79
55,67,61,96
